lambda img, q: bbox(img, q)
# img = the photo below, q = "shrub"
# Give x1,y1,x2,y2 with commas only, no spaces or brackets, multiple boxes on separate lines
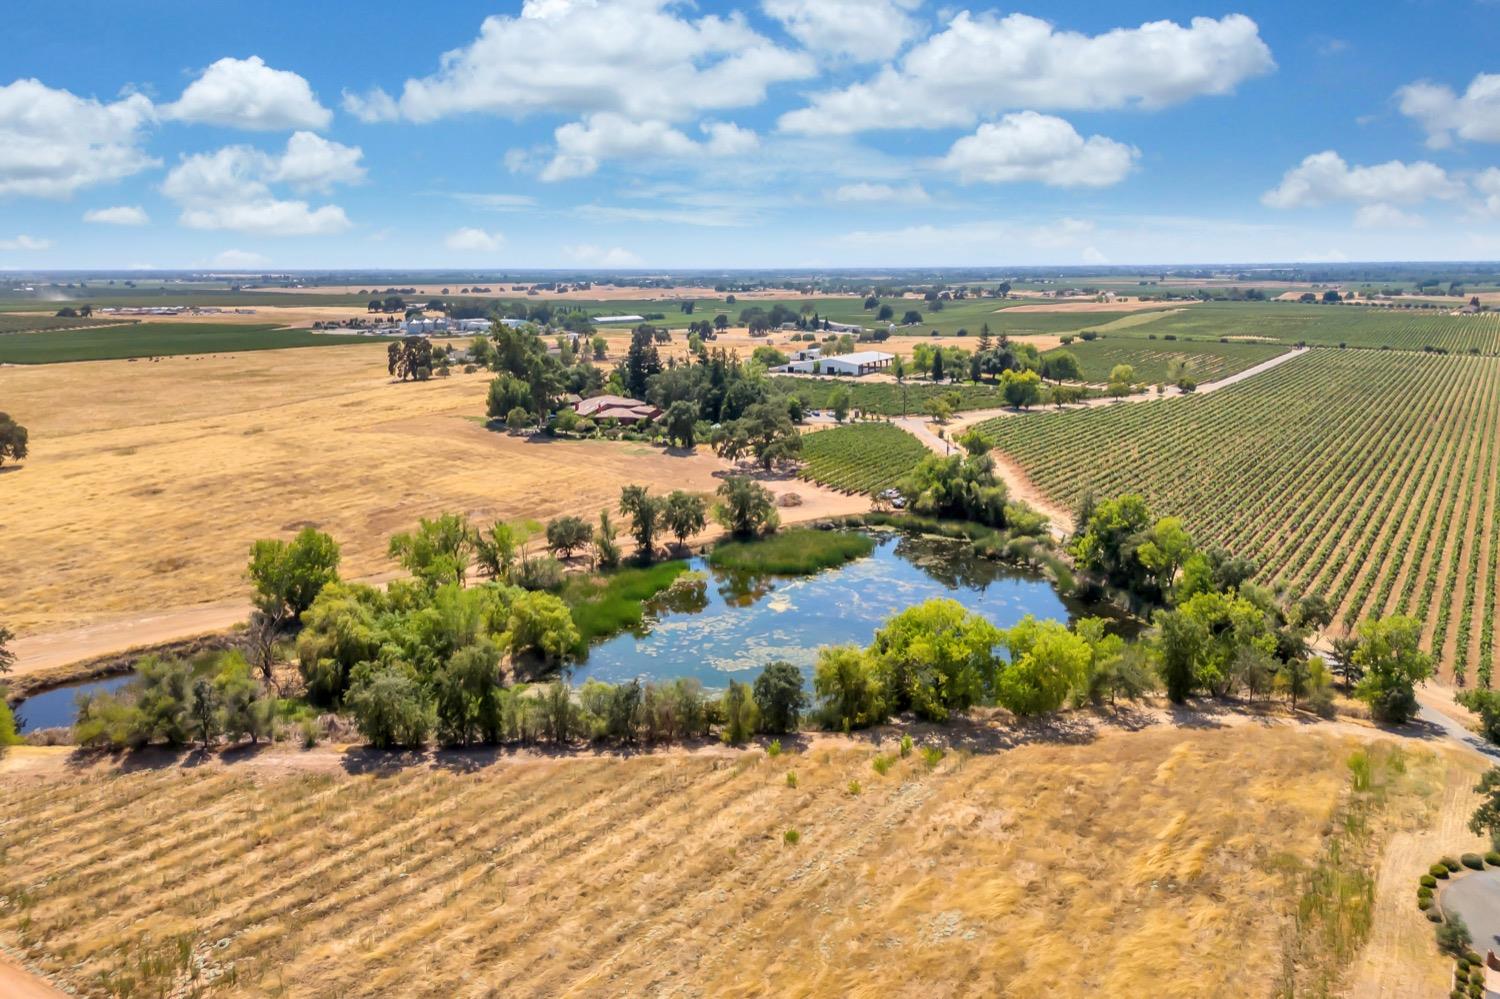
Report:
299,717,319,749
922,746,945,769
899,734,913,757
719,680,759,744
1432,864,1452,879
1423,874,1439,888
345,665,433,749
1438,914,1474,956
1443,857,1462,872
847,779,862,795
1487,852,1500,867
1419,886,1433,899
872,754,893,776
1463,853,1484,870
1419,897,1434,910
785,771,798,788
753,660,808,734
783,828,800,845
767,738,782,757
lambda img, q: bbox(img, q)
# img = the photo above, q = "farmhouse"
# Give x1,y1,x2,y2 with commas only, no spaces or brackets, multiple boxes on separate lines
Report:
573,394,661,423
773,350,895,377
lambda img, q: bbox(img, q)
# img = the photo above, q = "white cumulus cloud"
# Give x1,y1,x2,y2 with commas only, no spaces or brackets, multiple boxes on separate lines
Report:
0,79,157,198
165,56,332,131
1261,151,1465,208
1396,73,1500,148
0,234,52,250
347,0,814,124
1353,203,1426,229
539,114,758,181
83,205,149,225
938,112,1137,187
1476,168,1500,215
563,243,643,267
779,12,1274,134
762,0,923,61
444,227,504,252
162,133,361,236
829,181,929,202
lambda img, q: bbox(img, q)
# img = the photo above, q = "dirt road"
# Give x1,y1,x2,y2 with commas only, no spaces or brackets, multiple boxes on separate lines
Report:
0,953,65,998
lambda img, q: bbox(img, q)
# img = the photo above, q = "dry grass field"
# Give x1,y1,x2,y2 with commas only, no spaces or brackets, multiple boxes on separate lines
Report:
0,345,860,641
0,722,1449,998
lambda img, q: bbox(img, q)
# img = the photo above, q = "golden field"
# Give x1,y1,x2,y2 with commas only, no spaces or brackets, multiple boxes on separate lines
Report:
0,344,860,641
0,721,1459,998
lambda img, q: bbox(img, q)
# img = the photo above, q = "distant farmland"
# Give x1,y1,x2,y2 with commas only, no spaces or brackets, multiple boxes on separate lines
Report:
0,323,377,364
1045,337,1289,384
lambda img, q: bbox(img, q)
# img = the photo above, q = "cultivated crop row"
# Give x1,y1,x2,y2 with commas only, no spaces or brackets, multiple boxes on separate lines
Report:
798,422,928,495
1124,302,1500,354
974,349,1500,680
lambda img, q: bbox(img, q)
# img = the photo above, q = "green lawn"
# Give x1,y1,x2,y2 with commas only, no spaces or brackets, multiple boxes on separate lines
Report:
0,323,379,364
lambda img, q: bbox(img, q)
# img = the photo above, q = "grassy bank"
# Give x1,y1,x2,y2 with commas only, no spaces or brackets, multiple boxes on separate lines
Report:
563,561,690,648
708,528,875,575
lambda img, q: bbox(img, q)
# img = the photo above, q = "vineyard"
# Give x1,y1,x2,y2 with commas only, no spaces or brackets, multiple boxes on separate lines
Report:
1045,337,1288,384
799,423,928,494
976,349,1500,682
0,314,128,334
1124,302,1500,353
0,323,376,364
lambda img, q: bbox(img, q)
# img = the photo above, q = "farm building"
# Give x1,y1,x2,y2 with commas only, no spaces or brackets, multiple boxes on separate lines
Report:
595,314,646,324
573,394,661,423
773,350,895,377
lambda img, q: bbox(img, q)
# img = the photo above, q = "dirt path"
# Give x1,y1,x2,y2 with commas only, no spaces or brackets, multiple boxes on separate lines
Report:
0,952,65,998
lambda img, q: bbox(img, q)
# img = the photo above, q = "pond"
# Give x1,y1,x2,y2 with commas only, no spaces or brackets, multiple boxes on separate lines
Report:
570,529,1120,690
12,671,134,735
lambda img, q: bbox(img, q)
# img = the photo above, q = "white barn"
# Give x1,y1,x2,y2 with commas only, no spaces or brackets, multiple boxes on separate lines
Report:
774,350,895,377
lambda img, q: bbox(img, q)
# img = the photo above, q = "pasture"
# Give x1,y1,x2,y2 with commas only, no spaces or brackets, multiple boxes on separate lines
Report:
0,346,781,637
1046,337,1289,384
0,314,126,334
799,422,930,495
0,724,1437,998
976,349,1500,681
1123,302,1500,353
0,323,375,364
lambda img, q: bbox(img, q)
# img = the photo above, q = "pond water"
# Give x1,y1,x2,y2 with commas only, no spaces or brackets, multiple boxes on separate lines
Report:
570,529,1115,690
12,671,134,735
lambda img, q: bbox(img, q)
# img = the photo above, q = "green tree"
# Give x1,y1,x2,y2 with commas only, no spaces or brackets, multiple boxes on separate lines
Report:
1041,350,1081,382
719,680,760,744
507,591,579,664
486,373,533,420
899,453,1007,526
996,616,1091,715
346,664,433,749
506,405,532,432
247,527,342,621
475,521,527,581
593,511,622,570
0,623,14,675
753,660,808,733
1106,363,1135,399
828,385,852,423
662,491,707,551
870,598,1000,721
546,515,591,559
433,641,503,746
1070,494,1153,594
714,477,779,537
1469,768,1500,847
622,326,663,398
216,655,274,745
0,413,28,467
814,645,886,730
1000,368,1042,409
388,513,476,587
664,399,699,448
1135,516,1196,599
1352,615,1432,723
619,484,665,559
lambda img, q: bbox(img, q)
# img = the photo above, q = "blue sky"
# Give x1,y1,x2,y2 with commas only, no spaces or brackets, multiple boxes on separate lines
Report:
1,0,1498,269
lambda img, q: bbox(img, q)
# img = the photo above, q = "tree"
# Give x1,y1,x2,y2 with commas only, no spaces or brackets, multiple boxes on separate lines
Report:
753,660,807,733
506,406,531,432
387,337,433,381
591,334,608,359
814,645,885,730
217,656,275,745
593,511,622,569
546,515,591,559
997,616,1091,715
877,304,894,321
622,326,663,398
664,399,699,448
619,485,665,560
1000,368,1042,409
434,641,503,746
1106,363,1135,399
0,413,27,467
828,385,851,423
1135,517,1195,599
930,349,945,382
486,373,532,420
0,624,13,675
713,313,729,332
870,599,1000,721
715,477,779,537
189,677,221,749
899,453,1007,526
388,513,476,587
1469,768,1500,847
662,491,707,551
346,665,433,749
1070,494,1154,595
901,310,923,325
475,521,526,581
247,527,342,621
507,591,579,664
1041,350,1081,382
720,680,759,744
1352,615,1432,723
